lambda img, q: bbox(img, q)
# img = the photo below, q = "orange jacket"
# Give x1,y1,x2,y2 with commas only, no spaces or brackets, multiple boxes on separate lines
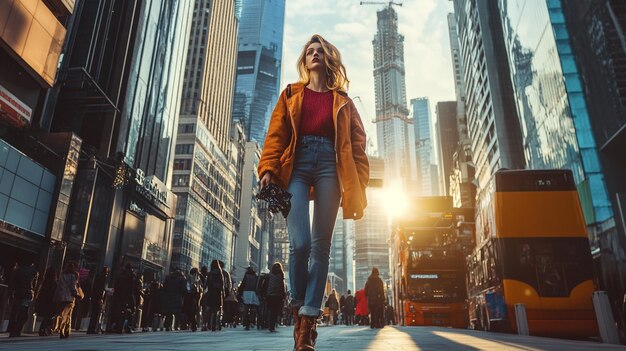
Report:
258,83,370,220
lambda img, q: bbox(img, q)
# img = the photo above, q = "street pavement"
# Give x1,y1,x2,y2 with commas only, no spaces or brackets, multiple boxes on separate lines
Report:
1,325,626,350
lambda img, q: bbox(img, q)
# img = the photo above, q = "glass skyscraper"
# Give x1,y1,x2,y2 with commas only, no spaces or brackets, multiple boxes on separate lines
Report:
233,0,285,144
410,97,438,196
121,0,193,185
562,0,626,307
452,0,525,229
497,0,613,242
436,101,460,196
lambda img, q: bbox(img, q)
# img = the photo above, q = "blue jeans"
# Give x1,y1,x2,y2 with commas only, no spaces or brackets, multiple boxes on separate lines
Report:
287,135,341,317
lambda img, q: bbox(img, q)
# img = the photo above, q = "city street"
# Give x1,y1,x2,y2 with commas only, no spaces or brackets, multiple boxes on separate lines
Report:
1,325,625,351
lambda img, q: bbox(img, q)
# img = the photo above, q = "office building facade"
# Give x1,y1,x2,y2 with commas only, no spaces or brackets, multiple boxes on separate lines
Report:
0,0,76,274
453,0,525,231
172,0,240,272
233,141,263,280
447,12,475,208
41,0,194,282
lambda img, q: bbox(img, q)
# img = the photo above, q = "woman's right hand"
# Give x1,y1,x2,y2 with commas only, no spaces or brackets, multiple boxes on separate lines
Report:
260,172,273,189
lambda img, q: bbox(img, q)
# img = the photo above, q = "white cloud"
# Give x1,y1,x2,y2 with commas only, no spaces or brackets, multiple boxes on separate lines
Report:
282,0,456,149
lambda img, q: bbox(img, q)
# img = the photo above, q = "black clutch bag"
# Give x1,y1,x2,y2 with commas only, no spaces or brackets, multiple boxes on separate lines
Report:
256,183,292,218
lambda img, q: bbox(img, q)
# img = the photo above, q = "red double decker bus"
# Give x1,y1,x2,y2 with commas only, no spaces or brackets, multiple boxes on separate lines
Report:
390,197,473,328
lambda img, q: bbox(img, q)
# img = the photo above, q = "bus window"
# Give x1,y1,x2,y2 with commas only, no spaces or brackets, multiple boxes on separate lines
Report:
502,237,593,297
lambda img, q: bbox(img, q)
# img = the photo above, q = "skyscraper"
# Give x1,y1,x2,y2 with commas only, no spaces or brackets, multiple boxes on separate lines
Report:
354,157,388,291
410,97,438,196
373,5,412,186
329,209,347,293
562,0,626,303
446,13,475,209
452,0,525,217
172,0,240,271
497,0,616,300
498,0,613,228
233,141,263,280
47,0,193,279
435,101,459,196
233,0,285,144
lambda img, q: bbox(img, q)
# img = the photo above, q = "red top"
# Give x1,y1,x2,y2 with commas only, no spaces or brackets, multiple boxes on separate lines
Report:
355,289,368,316
299,87,334,139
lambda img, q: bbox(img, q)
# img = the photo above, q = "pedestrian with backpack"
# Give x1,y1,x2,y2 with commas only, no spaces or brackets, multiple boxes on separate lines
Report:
205,260,225,331
237,266,260,330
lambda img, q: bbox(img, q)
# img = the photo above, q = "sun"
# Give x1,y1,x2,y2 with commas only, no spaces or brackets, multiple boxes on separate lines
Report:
381,178,410,221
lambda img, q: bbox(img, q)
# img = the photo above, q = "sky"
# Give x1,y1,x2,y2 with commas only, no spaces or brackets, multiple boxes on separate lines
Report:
281,0,457,152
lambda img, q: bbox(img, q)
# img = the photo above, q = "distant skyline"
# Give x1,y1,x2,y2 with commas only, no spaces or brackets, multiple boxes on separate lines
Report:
282,0,456,152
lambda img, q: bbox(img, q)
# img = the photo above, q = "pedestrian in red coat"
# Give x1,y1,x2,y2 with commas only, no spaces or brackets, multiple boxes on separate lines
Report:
355,289,369,325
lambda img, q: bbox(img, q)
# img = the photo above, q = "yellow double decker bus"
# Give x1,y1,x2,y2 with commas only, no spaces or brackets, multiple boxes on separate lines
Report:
467,169,598,337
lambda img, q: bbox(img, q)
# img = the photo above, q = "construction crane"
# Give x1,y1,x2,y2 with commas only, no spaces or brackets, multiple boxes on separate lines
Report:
359,1,403,8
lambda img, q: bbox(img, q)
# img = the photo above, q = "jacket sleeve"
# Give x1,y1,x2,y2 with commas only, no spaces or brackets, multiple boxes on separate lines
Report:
349,101,370,193
258,89,291,180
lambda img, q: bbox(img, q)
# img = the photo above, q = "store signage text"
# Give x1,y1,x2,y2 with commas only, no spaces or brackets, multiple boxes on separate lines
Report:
129,201,147,217
0,84,32,126
134,169,168,206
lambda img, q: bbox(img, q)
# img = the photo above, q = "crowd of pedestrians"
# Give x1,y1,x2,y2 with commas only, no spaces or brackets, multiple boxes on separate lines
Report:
322,267,395,328
3,260,394,339
2,258,294,339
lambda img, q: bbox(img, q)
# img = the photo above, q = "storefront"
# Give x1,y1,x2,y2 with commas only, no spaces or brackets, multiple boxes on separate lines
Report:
118,168,176,282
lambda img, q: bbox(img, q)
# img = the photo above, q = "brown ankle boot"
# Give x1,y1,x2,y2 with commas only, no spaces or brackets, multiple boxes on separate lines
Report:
292,307,302,347
296,316,316,351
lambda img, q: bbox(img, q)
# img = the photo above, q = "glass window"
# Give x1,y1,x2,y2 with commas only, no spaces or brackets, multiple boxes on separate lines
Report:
0,171,15,195
11,176,39,207
0,193,7,217
36,189,53,211
0,144,9,166
173,159,191,170
17,157,43,186
41,170,56,191
175,144,194,154
5,148,19,172
31,210,48,235
5,198,34,231
503,237,592,297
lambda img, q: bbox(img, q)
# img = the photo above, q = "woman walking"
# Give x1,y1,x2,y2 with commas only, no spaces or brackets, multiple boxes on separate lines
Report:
326,289,339,326
53,261,81,338
263,262,287,332
258,34,369,350
35,268,58,336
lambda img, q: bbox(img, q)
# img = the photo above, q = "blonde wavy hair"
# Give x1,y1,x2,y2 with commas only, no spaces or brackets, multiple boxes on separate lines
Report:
297,34,350,92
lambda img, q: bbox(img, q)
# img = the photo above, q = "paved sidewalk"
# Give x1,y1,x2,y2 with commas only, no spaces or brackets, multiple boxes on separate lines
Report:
1,325,625,350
